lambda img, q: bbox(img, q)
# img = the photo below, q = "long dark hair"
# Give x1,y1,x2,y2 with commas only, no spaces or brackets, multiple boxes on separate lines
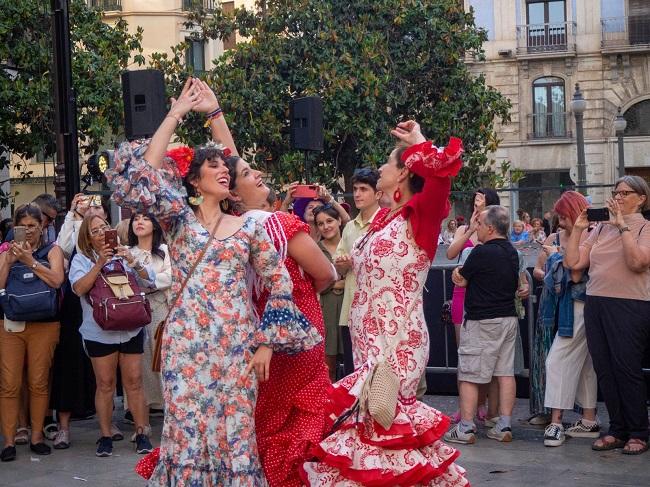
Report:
127,212,165,260
182,145,240,209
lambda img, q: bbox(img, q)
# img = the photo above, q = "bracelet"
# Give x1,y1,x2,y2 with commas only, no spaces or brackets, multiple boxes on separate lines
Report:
165,114,183,125
203,108,224,127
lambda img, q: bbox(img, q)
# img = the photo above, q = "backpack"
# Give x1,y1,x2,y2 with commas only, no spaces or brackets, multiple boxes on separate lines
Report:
87,260,151,331
1,243,59,322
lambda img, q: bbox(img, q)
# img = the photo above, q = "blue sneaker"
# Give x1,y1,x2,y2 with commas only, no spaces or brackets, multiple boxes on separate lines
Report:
95,436,113,457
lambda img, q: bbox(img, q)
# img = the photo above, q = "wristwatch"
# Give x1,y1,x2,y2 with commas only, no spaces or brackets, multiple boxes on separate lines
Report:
31,261,38,270
618,226,630,234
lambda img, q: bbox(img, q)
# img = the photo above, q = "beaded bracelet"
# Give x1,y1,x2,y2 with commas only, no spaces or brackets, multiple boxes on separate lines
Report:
204,107,224,127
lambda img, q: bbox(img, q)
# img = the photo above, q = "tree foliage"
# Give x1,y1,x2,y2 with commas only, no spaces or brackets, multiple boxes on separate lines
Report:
0,0,144,197
155,0,512,195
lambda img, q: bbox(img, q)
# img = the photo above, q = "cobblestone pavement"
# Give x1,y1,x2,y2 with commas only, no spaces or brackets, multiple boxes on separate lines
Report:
1,396,648,486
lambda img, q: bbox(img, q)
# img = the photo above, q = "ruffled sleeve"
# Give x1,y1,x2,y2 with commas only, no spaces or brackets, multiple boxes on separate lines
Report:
249,220,322,353
402,138,464,260
105,139,190,233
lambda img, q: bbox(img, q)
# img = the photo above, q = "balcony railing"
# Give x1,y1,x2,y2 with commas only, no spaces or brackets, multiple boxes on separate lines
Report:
182,0,218,10
88,0,121,10
527,112,571,140
602,16,650,51
516,21,577,55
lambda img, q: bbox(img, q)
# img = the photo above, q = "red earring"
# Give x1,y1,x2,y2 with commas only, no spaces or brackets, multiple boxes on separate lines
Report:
393,189,402,203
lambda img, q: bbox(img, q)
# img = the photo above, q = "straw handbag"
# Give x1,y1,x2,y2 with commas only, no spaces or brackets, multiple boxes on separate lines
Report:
360,356,399,430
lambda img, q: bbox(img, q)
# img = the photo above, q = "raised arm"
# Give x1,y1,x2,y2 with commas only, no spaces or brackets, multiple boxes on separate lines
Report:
143,78,203,169
564,210,591,271
392,122,464,260
195,79,239,157
607,198,650,272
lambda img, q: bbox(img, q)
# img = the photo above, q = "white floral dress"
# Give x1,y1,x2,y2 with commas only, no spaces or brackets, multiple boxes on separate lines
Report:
302,139,470,486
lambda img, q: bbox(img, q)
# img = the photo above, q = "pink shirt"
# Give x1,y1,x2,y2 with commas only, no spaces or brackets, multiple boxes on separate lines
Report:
581,213,650,301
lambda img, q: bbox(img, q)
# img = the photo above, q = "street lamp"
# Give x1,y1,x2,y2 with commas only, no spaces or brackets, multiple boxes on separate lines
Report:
571,83,587,195
613,107,627,178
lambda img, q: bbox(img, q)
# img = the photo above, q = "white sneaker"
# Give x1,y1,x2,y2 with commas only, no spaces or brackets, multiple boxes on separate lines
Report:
544,423,565,447
444,423,477,445
566,419,600,438
487,425,513,442
484,416,500,428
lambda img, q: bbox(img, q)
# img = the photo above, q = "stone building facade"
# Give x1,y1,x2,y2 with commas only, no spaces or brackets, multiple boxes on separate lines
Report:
465,0,650,215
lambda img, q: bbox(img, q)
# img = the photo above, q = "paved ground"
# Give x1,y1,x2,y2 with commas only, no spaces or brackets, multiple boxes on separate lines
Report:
1,396,648,486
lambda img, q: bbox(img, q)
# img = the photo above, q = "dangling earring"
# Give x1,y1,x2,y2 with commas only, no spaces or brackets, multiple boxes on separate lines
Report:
220,199,230,213
189,190,204,206
393,189,402,203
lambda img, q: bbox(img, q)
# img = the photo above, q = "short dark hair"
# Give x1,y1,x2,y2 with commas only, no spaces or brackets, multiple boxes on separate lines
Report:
394,147,425,194
351,167,379,191
32,193,59,215
13,203,43,227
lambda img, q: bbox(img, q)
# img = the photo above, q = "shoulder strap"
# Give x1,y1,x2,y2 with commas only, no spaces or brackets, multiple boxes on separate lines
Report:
160,213,224,324
638,223,647,237
34,242,55,261
554,232,560,247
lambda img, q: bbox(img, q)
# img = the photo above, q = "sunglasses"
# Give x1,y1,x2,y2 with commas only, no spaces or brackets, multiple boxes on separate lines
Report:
312,203,335,217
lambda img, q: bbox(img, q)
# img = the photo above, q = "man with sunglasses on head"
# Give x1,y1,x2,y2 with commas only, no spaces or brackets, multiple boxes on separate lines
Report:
333,167,382,377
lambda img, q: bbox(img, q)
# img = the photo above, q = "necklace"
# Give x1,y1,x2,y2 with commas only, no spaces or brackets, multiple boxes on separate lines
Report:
356,204,406,250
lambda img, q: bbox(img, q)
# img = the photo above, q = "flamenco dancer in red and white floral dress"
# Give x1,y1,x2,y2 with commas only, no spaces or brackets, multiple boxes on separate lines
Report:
301,121,470,486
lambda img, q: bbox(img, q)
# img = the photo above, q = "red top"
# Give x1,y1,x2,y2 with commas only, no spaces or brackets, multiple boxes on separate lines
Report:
254,211,331,487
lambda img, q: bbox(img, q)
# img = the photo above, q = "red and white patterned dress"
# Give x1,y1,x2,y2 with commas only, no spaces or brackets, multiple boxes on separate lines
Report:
301,139,470,486
249,211,331,487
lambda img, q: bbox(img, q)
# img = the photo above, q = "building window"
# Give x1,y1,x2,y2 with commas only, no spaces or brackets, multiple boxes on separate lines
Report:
628,0,650,45
532,76,566,138
526,0,566,50
222,1,236,50
186,38,205,72
624,100,650,136
518,170,573,219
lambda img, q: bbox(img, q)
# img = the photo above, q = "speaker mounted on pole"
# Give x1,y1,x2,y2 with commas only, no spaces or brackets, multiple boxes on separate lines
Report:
122,69,167,141
290,96,323,152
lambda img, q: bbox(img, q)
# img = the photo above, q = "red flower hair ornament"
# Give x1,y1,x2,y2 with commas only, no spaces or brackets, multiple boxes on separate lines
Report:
165,143,233,178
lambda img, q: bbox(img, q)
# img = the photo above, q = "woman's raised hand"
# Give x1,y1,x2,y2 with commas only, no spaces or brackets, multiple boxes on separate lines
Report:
573,209,589,231
169,78,203,119
96,243,115,266
605,197,626,229
193,79,221,113
390,120,427,146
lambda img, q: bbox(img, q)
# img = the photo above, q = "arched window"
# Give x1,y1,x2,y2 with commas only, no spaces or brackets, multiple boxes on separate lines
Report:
624,100,650,136
532,76,566,138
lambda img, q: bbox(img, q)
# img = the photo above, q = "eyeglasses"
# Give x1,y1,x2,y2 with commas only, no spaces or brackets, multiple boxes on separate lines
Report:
611,190,638,198
90,225,111,237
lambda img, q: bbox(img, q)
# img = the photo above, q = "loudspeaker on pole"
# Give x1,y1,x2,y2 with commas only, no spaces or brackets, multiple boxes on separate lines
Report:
290,96,323,152
122,70,167,141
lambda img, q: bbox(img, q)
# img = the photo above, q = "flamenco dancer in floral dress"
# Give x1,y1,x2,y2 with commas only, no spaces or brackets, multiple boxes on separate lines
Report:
302,121,470,486
107,79,321,486
193,79,336,486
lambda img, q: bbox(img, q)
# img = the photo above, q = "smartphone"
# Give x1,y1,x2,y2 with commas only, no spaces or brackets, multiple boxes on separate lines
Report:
293,184,319,199
104,229,118,250
13,226,27,244
89,195,102,207
586,207,610,222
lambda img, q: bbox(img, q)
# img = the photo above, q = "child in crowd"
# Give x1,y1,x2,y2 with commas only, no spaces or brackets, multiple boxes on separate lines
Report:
510,220,529,243
529,217,547,244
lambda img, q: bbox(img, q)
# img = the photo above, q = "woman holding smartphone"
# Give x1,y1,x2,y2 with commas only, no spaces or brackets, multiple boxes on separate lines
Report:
69,215,154,458
0,204,65,462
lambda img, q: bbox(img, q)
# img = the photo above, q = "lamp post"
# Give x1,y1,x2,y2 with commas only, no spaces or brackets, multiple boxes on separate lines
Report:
613,107,627,178
571,83,587,194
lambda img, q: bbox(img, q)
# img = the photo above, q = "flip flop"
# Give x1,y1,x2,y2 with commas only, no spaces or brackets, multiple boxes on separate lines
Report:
622,438,649,455
592,435,626,451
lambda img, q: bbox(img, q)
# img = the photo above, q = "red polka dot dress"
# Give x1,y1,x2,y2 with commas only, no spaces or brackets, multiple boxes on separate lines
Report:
252,211,331,487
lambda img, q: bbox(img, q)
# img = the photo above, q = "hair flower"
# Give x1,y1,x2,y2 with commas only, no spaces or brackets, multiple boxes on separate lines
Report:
222,147,232,157
166,146,194,178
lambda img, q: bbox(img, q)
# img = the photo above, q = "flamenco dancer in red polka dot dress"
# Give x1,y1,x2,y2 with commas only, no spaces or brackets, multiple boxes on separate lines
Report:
222,154,337,486
302,121,470,486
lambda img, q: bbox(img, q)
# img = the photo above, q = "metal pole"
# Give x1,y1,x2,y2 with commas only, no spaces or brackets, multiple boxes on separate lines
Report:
575,110,586,195
617,132,625,178
51,0,80,211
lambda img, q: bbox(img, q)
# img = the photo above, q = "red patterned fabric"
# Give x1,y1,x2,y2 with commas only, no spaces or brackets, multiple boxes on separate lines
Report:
254,211,331,487
135,447,160,479
302,139,468,486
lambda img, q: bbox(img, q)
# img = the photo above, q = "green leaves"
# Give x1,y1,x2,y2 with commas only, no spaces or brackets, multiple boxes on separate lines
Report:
168,0,512,195
0,0,143,206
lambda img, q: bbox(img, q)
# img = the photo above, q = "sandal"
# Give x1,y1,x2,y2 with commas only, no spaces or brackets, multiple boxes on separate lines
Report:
622,438,649,456
14,428,29,446
592,435,626,451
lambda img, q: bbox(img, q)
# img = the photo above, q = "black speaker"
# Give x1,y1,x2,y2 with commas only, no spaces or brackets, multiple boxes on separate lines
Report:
122,70,166,141
290,96,323,151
